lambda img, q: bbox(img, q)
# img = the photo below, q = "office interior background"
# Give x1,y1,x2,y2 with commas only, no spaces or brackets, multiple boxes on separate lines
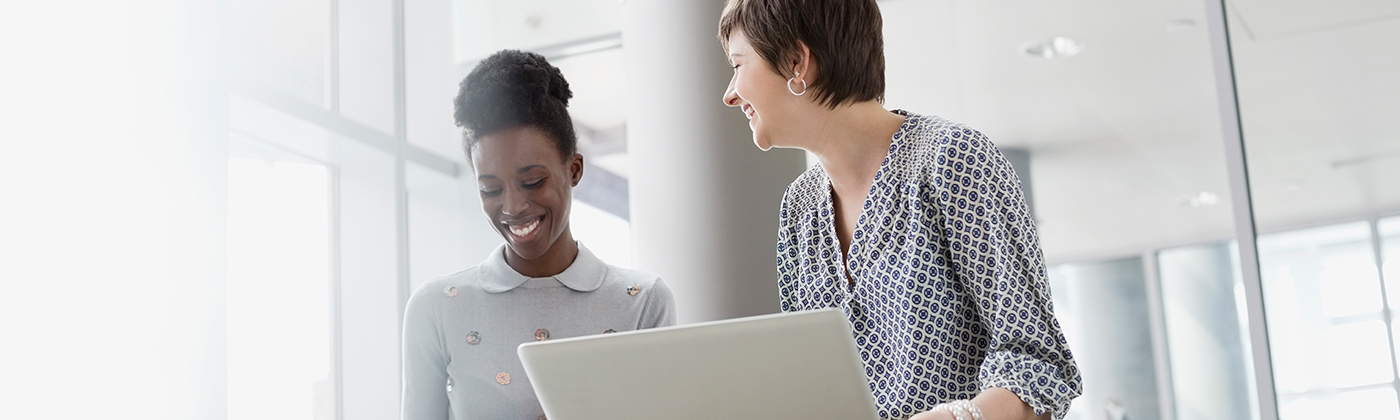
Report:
1,0,1398,419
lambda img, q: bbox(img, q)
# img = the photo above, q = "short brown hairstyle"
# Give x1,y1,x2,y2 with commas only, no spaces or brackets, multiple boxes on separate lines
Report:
718,0,885,109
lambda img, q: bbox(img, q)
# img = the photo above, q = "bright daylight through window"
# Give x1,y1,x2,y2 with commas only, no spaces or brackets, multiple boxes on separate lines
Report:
227,158,335,420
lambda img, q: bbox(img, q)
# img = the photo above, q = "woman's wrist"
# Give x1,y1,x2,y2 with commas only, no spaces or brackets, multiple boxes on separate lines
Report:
930,399,986,420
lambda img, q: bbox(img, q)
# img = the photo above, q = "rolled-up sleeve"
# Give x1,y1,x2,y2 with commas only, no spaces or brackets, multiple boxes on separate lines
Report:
936,126,1082,419
401,286,450,420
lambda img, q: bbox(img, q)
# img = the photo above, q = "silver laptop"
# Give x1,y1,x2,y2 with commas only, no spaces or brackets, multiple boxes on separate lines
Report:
517,308,879,420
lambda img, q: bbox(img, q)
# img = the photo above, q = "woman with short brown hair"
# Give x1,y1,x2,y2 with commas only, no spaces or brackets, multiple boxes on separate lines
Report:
718,1,1082,419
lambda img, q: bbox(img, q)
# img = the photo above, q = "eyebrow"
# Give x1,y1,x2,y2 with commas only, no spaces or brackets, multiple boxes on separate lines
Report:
477,164,547,181
727,52,745,66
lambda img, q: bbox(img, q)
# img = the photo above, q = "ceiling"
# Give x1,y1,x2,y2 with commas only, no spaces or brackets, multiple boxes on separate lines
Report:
1226,0,1400,235
445,0,1400,264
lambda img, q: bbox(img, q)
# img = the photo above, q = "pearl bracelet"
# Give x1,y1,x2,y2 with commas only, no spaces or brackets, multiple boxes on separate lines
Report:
931,399,985,420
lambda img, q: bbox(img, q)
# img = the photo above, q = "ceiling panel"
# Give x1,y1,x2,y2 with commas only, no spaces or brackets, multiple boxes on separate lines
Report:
881,0,1237,262
453,0,622,62
1229,0,1400,39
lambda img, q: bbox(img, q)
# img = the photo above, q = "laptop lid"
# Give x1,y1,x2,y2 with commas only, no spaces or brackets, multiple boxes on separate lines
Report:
517,308,879,420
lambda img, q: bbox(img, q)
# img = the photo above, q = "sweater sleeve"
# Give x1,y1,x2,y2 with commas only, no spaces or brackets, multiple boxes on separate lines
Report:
934,125,1083,419
401,285,450,420
638,277,677,329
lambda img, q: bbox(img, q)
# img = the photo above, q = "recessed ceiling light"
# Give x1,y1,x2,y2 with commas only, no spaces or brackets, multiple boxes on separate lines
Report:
1167,19,1197,31
1181,191,1221,207
1022,36,1084,59
1282,179,1305,191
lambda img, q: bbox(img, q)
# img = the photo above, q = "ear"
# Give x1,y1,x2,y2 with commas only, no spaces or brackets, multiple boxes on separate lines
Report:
789,41,813,80
568,153,584,187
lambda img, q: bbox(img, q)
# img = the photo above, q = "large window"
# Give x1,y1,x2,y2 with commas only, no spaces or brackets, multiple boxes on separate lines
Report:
1258,222,1397,416
1257,220,1400,419
228,0,463,417
226,151,335,420
1048,215,1400,420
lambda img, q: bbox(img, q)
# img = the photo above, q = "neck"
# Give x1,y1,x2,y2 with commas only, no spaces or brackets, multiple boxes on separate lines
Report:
505,232,579,278
797,101,905,191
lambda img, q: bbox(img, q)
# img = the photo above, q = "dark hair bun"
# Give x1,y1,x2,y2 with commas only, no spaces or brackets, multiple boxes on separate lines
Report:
454,50,578,160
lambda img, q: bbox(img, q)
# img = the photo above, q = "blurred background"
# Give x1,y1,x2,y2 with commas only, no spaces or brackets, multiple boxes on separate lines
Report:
1,0,1398,419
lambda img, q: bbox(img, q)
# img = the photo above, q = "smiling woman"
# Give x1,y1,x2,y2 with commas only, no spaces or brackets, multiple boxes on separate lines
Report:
716,0,1081,419
400,50,677,420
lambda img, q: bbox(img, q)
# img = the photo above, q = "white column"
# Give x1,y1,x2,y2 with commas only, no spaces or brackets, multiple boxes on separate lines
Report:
623,0,807,323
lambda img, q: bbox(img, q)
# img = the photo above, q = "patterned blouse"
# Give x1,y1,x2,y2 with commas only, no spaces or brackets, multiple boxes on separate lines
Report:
775,111,1082,420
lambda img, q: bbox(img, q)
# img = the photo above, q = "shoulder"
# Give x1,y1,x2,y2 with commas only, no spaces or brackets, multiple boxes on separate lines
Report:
881,113,1007,194
603,264,662,288
602,265,676,306
405,266,478,311
782,164,826,205
603,265,669,294
779,164,827,219
893,112,996,162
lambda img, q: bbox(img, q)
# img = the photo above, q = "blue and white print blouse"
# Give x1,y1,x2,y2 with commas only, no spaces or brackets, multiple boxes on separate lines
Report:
775,111,1082,420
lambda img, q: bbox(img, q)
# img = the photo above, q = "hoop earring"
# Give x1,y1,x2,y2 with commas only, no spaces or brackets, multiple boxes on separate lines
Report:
787,72,807,96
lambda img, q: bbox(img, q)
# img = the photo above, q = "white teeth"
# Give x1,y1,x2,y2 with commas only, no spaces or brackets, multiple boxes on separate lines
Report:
508,218,540,237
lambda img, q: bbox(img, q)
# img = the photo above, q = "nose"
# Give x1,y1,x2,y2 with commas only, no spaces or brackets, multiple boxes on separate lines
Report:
501,187,528,217
723,76,741,107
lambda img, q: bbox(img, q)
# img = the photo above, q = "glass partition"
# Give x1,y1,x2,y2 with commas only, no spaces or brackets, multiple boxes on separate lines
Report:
877,0,1255,417
1157,242,1256,420
1225,1,1400,417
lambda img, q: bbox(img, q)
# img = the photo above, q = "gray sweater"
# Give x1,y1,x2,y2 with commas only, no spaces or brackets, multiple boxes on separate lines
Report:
401,242,677,420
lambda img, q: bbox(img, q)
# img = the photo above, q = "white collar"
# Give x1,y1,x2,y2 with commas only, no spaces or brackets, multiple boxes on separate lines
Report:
477,242,607,293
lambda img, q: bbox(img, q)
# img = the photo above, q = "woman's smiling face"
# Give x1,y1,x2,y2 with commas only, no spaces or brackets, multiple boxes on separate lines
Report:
471,125,581,262
722,28,803,151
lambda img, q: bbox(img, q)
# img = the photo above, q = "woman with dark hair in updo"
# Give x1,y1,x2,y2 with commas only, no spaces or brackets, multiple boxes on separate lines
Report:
401,50,676,420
